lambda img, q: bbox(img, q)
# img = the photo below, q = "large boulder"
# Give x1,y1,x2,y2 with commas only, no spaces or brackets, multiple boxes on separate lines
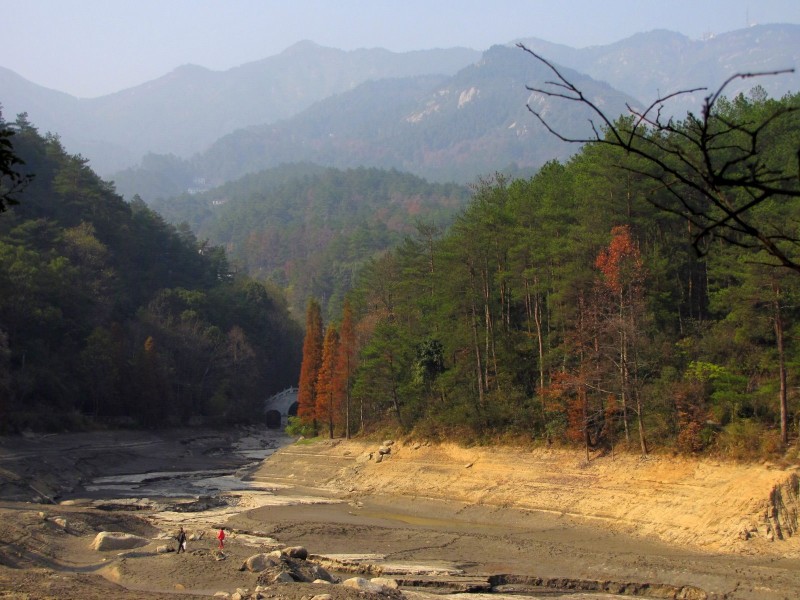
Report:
241,553,280,573
91,531,150,551
255,555,336,585
342,577,387,593
282,545,308,560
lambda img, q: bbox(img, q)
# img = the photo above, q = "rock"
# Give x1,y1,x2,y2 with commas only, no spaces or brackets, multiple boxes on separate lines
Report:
311,595,332,600
375,454,383,463
464,462,474,469
371,577,399,589
342,577,385,592
310,564,335,582
382,440,394,446
91,531,150,551
156,545,174,554
283,546,308,560
213,593,229,599
242,553,279,572
313,579,332,584
273,572,295,584
378,446,391,455
230,593,242,600
52,517,68,529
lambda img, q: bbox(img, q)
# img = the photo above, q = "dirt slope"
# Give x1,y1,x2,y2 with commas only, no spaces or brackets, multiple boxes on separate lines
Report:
258,439,800,556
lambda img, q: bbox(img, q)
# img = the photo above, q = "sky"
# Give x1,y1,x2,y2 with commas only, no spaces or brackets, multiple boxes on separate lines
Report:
2,0,799,98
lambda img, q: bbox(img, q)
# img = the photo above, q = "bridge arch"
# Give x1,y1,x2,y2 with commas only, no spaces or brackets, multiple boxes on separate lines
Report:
263,387,298,429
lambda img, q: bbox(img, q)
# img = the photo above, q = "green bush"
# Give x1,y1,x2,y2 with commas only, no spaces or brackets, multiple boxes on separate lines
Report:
285,416,316,438
715,419,782,460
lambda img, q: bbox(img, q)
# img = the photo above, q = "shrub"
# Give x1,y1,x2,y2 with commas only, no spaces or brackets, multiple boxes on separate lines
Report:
715,419,783,460
285,416,316,438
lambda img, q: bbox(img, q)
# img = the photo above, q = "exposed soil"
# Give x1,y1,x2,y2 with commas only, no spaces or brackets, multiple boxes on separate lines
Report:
1,430,799,599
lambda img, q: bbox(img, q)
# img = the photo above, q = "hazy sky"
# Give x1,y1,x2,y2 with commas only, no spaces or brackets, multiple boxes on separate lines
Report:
3,0,799,98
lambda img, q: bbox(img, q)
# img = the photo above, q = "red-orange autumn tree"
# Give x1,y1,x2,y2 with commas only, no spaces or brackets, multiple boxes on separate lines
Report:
297,299,323,434
595,224,648,455
315,325,340,439
334,299,357,438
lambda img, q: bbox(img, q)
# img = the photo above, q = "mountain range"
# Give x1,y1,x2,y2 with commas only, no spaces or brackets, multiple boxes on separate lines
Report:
2,24,798,197
0,42,480,174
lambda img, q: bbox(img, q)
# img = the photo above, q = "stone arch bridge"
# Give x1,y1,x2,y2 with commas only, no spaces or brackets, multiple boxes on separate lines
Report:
263,387,298,429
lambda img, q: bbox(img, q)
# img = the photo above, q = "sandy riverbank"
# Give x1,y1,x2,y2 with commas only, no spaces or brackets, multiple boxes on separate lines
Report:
1,430,800,599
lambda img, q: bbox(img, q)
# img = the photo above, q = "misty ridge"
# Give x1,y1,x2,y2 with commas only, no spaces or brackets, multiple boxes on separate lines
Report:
2,24,799,200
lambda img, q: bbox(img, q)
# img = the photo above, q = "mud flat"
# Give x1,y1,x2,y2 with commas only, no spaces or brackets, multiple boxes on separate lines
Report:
1,430,800,599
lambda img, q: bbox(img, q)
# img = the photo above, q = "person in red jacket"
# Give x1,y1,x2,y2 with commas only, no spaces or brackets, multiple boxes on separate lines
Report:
217,528,226,550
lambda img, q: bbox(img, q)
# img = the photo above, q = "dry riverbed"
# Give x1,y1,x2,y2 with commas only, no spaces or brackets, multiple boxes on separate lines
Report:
1,429,799,599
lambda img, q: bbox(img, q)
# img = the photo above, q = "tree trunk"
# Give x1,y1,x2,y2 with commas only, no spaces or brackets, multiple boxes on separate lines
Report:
774,286,788,445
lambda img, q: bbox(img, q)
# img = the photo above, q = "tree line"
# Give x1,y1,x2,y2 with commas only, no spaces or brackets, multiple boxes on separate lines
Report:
0,112,303,432
296,89,800,459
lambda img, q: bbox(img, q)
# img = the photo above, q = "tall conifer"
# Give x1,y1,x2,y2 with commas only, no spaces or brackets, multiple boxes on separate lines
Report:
335,299,356,438
297,299,323,433
316,325,340,439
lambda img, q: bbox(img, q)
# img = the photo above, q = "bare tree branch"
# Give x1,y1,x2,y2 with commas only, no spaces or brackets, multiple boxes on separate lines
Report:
518,43,800,272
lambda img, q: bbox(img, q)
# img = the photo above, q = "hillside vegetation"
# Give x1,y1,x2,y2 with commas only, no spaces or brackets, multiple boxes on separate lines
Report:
151,165,470,317
296,89,800,460
0,113,303,432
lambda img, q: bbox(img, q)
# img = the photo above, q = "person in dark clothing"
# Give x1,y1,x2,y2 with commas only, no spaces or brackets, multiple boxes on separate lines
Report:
176,526,187,553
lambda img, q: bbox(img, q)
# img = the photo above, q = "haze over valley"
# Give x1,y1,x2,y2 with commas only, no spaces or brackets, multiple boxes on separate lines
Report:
2,25,799,193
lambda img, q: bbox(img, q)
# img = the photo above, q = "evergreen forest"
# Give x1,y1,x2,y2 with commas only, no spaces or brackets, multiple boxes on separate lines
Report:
297,89,800,459
3,85,800,461
0,112,303,432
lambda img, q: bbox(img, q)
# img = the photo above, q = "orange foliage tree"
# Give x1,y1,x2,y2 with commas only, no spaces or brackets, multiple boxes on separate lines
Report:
315,325,340,439
297,299,323,433
334,299,357,438
595,224,648,455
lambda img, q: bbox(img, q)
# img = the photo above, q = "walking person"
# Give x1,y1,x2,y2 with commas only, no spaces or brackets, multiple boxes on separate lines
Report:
217,527,225,550
176,526,187,554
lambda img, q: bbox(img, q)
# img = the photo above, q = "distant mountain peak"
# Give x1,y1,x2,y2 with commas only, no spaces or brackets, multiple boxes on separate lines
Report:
282,39,327,54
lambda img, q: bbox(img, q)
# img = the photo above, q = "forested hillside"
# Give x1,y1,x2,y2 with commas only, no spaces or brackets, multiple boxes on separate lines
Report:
297,90,800,459
0,113,303,432
152,165,470,318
